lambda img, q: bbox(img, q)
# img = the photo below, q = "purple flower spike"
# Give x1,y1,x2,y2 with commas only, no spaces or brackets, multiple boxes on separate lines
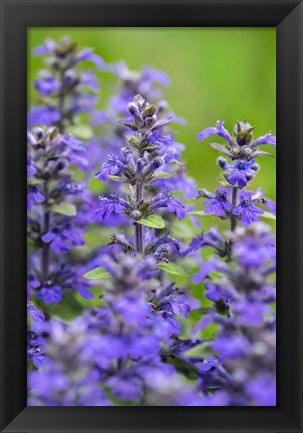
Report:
203,187,232,217
232,191,264,226
197,120,233,145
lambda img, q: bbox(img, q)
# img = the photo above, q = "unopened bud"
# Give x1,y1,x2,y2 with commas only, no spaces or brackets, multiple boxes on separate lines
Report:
128,102,142,125
131,210,142,221
126,135,140,147
241,147,252,159
142,105,156,119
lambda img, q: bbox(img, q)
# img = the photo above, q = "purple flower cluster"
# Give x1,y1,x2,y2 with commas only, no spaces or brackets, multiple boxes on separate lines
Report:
191,224,276,405
27,36,103,313
180,120,277,405
28,253,203,405
28,36,106,130
94,94,189,254
88,61,196,204
197,120,276,228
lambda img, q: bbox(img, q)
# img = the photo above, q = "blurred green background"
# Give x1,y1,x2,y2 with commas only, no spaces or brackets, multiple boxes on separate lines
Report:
28,28,276,201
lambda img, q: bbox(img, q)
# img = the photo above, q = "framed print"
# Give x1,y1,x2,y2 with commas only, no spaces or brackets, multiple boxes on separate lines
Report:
0,0,302,432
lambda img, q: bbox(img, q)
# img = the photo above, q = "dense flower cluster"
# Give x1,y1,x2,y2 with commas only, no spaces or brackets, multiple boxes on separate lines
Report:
27,37,276,406
27,36,106,369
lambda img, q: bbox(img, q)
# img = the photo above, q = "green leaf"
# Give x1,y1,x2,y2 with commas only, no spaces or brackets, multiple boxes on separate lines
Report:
137,214,165,229
156,262,190,277
261,211,276,221
152,171,173,180
183,342,214,358
188,210,208,217
52,203,77,217
83,267,111,280
108,175,125,182
66,124,93,140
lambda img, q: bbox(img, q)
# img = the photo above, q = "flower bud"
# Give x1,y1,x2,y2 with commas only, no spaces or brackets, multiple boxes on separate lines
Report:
240,147,252,159
142,105,156,119
217,156,228,169
47,126,59,141
133,94,145,109
126,135,140,147
234,121,255,147
131,210,142,221
231,147,241,157
144,115,156,127
137,157,148,171
128,102,142,125
121,147,131,158
236,130,253,146
63,68,78,87
121,147,136,171
148,157,164,172
32,127,45,141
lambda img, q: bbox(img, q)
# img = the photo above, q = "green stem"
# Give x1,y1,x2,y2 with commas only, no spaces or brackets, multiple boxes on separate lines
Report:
230,187,238,232
135,183,143,254
41,71,68,278
227,187,238,262
57,70,66,132
42,183,50,281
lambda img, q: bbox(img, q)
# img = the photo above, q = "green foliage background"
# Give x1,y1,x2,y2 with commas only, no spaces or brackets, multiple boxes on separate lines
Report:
28,28,276,320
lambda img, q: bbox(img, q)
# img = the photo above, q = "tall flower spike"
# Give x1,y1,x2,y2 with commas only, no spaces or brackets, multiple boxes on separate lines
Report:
188,118,276,405
95,94,188,254
29,36,106,130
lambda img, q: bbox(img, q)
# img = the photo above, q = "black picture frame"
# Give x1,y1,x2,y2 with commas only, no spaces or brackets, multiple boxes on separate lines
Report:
0,0,302,431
